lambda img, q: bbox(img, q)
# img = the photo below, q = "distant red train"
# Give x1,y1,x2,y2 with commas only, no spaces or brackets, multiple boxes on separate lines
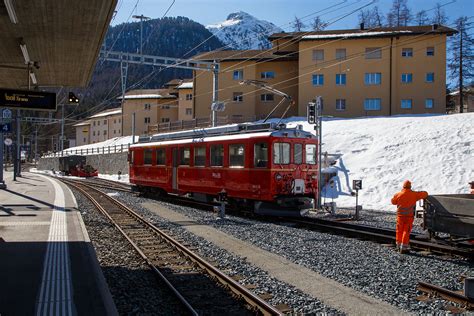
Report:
129,123,319,213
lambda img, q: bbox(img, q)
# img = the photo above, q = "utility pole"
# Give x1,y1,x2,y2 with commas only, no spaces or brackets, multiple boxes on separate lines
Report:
132,112,136,143
316,96,323,209
132,14,151,55
459,18,464,113
60,103,64,151
34,126,38,166
211,61,219,127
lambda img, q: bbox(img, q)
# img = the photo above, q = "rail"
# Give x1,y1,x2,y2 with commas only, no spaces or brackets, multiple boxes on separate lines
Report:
417,281,474,310
61,178,283,315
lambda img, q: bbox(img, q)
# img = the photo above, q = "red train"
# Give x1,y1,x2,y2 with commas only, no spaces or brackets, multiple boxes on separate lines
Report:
129,123,318,214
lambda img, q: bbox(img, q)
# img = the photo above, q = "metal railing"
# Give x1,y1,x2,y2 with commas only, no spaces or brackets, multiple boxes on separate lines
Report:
42,143,131,158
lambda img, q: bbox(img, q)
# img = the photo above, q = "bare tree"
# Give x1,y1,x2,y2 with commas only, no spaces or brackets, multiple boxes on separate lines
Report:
370,6,385,27
358,9,371,27
415,10,429,25
431,2,448,25
386,0,411,27
449,16,474,113
291,16,306,32
311,16,326,31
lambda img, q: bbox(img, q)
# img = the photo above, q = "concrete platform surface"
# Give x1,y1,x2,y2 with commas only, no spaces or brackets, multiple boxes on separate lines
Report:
0,171,117,316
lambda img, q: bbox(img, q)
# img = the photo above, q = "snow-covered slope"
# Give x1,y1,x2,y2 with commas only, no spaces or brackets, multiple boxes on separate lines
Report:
206,11,283,50
283,113,474,211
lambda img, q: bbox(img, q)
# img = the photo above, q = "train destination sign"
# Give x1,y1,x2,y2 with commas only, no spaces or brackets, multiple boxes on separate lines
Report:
0,88,56,111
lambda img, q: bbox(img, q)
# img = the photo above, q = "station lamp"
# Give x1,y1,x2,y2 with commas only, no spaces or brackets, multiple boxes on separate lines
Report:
68,92,79,104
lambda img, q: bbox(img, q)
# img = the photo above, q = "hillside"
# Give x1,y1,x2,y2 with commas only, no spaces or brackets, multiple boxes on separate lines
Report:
207,11,283,49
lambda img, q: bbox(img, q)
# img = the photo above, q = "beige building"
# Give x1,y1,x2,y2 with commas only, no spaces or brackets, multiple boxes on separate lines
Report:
193,50,299,122
73,107,122,145
193,25,456,119
177,80,194,120
121,89,178,136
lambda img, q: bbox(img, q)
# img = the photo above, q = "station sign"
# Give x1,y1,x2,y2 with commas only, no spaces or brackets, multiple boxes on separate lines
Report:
2,109,12,120
0,88,56,111
0,123,11,133
4,138,12,146
353,179,362,190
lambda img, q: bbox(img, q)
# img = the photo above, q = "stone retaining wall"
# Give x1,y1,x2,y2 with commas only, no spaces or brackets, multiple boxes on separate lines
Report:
38,152,129,175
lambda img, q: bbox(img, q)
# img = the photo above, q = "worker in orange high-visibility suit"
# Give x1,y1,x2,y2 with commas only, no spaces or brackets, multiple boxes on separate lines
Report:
391,180,428,254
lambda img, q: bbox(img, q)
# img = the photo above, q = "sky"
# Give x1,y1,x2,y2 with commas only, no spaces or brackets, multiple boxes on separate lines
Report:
111,0,474,31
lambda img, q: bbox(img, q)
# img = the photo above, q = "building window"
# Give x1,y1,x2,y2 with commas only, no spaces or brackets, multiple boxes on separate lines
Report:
114,119,116,124
426,47,435,56
161,105,170,109
401,99,412,109
156,148,166,165
144,149,153,165
161,118,170,123
119,119,121,123
93,131,96,136
185,108,192,115
336,99,346,111
425,98,434,109
185,94,193,100
210,144,223,166
93,121,96,126
401,73,413,83
364,98,381,111
233,69,243,80
254,143,268,168
261,94,274,102
118,129,121,133
233,92,243,102
144,103,151,110
97,121,100,126
273,142,290,164
312,74,324,86
312,49,324,61
336,74,346,85
103,130,107,135
83,138,86,142
194,146,206,167
179,147,190,165
144,117,150,124
365,47,382,59
336,48,346,60
426,72,434,83
261,71,275,79
114,130,116,134
365,73,381,85
402,48,413,57
229,144,245,167
294,143,303,164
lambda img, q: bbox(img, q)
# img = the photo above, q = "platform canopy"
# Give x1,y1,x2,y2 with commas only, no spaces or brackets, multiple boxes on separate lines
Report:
0,0,117,89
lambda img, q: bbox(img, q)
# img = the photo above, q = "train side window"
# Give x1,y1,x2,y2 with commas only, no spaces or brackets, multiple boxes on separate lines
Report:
144,149,153,165
210,144,223,166
179,147,190,165
273,142,290,164
306,144,317,165
254,143,268,168
294,144,303,164
194,146,206,167
229,144,245,167
156,148,166,165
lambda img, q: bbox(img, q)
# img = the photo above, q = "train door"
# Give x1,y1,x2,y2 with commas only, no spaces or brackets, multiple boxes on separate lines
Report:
172,147,178,190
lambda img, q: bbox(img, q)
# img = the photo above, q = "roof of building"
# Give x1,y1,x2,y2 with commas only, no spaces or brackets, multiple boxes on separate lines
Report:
89,107,122,119
120,89,177,100
73,120,91,127
193,49,298,62
177,82,193,89
268,25,457,41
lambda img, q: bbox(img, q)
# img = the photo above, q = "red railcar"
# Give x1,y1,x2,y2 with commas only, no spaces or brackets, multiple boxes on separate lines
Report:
129,123,318,213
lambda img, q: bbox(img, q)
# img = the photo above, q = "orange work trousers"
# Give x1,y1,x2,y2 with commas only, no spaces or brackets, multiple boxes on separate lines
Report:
396,216,414,246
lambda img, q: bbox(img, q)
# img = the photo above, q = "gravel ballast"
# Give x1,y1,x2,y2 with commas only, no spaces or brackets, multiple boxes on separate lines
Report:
113,192,472,314
73,189,186,315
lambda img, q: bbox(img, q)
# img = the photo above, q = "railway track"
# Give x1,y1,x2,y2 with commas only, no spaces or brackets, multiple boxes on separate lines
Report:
61,178,283,316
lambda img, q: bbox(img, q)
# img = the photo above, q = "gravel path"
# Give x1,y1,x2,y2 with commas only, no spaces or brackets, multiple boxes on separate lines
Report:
114,192,472,314
73,189,186,315
107,191,343,315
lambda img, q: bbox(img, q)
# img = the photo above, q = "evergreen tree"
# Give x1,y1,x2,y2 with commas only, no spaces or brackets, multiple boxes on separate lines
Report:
311,16,326,31
448,16,474,113
291,16,306,32
431,3,448,25
386,0,411,27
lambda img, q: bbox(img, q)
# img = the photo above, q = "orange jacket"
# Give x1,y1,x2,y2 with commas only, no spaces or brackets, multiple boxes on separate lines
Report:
391,189,428,216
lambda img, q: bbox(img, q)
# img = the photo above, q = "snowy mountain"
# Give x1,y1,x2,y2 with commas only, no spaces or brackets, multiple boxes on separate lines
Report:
206,11,283,50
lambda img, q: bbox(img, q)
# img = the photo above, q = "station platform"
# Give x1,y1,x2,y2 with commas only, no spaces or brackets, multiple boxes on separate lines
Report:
0,170,117,316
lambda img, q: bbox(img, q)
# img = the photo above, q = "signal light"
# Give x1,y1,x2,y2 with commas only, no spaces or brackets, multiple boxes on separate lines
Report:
68,92,79,104
307,102,316,124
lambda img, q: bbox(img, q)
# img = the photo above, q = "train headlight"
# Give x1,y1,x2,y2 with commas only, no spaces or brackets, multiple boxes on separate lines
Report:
275,173,283,181
311,174,317,180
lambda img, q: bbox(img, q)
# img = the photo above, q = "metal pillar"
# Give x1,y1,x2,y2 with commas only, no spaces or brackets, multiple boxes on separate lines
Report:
132,112,136,144
34,126,38,166
316,96,323,209
16,110,21,178
60,104,64,152
211,62,219,127
0,130,5,189
120,60,128,135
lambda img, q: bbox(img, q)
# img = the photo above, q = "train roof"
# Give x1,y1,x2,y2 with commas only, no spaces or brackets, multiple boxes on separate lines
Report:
131,123,315,148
